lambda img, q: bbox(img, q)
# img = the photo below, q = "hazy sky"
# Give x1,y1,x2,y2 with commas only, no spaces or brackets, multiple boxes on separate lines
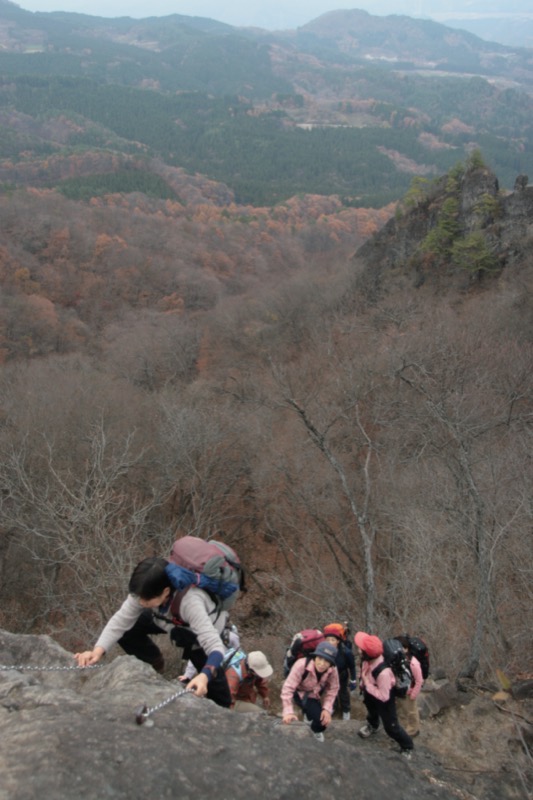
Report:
12,1,444,30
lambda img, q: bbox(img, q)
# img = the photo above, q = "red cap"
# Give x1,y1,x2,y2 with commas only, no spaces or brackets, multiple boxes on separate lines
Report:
354,631,383,658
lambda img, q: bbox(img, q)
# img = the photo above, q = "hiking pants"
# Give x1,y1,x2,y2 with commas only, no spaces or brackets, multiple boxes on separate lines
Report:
337,669,351,714
396,694,420,737
362,690,414,751
187,645,232,708
118,610,232,708
294,694,326,733
118,608,164,666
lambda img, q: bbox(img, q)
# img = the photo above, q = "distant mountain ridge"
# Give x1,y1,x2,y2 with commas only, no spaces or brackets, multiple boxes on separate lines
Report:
0,2,532,206
298,9,520,68
319,2,533,47
1,3,532,91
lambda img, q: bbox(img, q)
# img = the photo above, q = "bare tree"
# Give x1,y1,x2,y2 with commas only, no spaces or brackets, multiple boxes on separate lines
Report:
0,420,159,646
242,326,394,633
0,355,162,646
282,396,378,629
101,310,201,391
393,325,533,678
153,388,257,547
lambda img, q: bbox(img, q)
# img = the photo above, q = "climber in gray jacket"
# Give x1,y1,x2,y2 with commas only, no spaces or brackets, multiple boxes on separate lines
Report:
74,556,234,707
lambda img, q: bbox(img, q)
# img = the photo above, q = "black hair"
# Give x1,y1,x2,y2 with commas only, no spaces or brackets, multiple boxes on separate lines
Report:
129,557,172,600
396,635,410,649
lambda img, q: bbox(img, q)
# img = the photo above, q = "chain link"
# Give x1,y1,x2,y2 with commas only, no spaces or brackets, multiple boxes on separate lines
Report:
135,686,192,724
0,663,103,672
1,663,192,723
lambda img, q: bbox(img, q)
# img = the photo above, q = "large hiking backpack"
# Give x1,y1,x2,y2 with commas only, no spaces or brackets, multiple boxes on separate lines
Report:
166,536,242,620
407,635,430,680
371,638,413,698
283,629,325,678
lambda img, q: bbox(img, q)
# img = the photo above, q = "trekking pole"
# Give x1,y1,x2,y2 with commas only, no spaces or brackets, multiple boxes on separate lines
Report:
135,685,192,725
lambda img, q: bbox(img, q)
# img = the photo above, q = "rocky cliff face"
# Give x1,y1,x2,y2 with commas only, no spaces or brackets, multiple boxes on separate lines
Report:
353,165,533,300
0,630,531,800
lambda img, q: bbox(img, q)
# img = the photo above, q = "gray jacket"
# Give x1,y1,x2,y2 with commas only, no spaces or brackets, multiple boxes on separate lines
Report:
95,586,228,657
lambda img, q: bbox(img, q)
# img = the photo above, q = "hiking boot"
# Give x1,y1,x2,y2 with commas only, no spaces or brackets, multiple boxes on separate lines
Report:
313,732,325,742
401,749,413,760
342,711,351,721
303,715,312,726
358,723,378,739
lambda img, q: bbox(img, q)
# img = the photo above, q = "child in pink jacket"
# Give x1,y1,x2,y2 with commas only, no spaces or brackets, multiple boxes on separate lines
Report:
355,631,414,758
281,640,339,742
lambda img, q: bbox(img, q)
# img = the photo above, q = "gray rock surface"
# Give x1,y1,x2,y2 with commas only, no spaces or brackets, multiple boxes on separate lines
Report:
418,678,466,719
1,630,531,800
0,629,470,800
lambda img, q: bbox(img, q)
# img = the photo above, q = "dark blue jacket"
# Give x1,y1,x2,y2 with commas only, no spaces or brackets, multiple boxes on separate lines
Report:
336,641,356,681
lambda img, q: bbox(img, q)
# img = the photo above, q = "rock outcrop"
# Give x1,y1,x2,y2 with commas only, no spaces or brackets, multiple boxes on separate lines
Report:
0,630,478,800
1,630,531,800
353,165,533,299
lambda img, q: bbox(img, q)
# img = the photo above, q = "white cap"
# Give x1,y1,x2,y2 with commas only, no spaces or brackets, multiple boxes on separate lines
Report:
247,651,273,678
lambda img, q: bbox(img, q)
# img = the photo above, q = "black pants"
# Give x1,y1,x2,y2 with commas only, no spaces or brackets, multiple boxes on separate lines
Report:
363,690,414,751
294,693,326,733
118,610,232,708
337,669,351,713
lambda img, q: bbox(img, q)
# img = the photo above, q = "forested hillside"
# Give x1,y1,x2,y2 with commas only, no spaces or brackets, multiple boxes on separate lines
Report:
0,4,531,693
0,154,531,688
0,184,390,361
0,3,532,204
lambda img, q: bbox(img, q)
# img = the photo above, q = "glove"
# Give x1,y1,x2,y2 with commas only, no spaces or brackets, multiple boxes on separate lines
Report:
349,680,357,692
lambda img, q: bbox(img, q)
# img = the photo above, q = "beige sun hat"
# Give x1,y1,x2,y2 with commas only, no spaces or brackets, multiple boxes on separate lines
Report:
247,651,273,678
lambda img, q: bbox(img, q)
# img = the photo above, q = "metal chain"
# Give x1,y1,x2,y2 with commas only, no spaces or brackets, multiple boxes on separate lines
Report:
1,663,193,724
135,686,192,725
0,663,103,672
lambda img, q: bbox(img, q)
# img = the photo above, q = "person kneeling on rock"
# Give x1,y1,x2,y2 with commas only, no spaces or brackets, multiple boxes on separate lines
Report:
281,640,339,742
226,650,273,713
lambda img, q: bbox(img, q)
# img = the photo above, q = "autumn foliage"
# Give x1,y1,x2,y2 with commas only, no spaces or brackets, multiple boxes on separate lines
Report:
0,167,531,685
0,185,392,361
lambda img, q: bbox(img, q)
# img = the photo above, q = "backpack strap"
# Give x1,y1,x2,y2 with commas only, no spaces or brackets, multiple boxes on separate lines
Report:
299,655,314,704
170,586,223,626
302,654,313,673
371,662,388,682
235,658,248,682
220,647,238,670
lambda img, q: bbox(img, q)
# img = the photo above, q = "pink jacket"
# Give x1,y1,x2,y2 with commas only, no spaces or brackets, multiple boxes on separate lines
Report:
359,655,395,702
281,657,340,717
408,655,423,699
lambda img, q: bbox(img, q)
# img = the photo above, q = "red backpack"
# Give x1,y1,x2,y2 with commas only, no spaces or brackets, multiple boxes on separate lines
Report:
283,629,325,677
